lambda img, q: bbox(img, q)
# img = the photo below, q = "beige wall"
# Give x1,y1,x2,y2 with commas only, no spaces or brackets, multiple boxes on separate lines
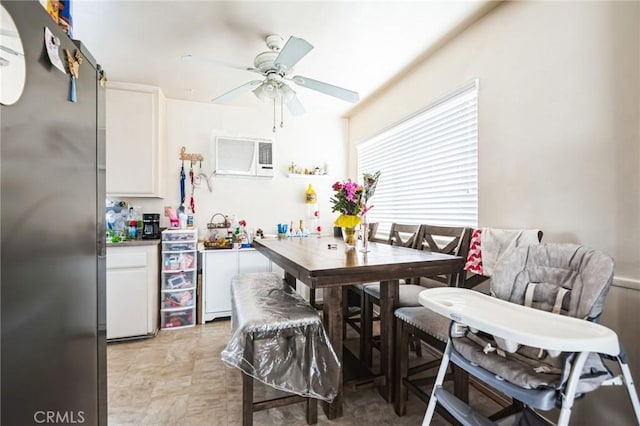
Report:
124,99,348,237
349,2,639,422
350,1,640,266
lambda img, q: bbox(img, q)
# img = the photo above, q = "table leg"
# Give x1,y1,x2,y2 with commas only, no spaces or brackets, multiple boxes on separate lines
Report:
379,279,399,402
284,271,296,290
321,286,343,419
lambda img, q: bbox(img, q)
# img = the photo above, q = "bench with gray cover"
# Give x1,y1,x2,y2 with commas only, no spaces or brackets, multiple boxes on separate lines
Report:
221,272,340,426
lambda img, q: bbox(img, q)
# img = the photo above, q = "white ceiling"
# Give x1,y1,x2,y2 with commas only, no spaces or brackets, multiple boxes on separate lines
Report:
72,1,489,118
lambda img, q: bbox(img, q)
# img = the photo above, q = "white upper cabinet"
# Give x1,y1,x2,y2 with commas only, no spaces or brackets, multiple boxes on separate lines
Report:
106,82,165,198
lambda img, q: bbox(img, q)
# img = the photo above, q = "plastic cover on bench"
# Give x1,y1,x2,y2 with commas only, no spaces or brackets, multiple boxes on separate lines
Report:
221,272,341,402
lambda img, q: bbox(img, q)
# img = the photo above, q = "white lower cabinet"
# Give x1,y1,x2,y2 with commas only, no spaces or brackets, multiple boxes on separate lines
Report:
202,249,272,323
238,250,270,273
203,250,236,322
106,244,159,340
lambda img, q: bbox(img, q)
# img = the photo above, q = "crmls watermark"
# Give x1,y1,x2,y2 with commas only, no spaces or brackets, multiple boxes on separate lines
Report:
33,411,85,424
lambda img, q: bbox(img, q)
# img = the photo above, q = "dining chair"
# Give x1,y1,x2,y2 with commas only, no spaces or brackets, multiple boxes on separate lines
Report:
394,228,543,418
359,223,425,367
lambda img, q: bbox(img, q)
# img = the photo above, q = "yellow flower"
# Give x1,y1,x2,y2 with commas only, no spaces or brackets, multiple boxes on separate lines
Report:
334,214,361,228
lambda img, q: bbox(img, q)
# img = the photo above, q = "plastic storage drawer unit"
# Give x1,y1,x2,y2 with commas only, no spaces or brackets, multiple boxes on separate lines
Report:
160,229,197,330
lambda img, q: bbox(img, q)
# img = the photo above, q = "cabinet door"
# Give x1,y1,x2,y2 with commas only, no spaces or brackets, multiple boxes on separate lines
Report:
106,83,164,197
203,251,237,318
238,250,270,274
106,268,148,339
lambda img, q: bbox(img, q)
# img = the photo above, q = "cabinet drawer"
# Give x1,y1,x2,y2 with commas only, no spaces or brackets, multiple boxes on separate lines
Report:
162,270,196,290
162,240,197,251
161,288,195,309
162,252,195,271
107,251,147,269
162,230,197,241
161,307,195,329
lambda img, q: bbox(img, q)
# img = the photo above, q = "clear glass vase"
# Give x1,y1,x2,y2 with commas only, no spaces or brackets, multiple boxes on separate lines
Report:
341,226,359,249
360,215,370,253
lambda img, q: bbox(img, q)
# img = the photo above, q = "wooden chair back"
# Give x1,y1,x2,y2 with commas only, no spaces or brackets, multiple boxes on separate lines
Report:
366,222,379,241
417,225,472,287
387,223,421,248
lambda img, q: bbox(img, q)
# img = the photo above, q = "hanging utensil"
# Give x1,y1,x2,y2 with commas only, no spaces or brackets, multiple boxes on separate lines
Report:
180,161,186,208
189,161,196,213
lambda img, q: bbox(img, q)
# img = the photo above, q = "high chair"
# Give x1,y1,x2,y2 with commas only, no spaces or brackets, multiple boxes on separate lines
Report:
420,244,640,426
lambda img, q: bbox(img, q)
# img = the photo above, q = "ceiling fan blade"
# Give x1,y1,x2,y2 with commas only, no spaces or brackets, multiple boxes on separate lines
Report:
212,80,263,103
182,54,261,75
274,36,313,71
291,75,360,103
286,95,305,116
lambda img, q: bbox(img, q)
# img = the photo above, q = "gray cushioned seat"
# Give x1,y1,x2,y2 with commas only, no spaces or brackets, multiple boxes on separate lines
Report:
394,306,452,343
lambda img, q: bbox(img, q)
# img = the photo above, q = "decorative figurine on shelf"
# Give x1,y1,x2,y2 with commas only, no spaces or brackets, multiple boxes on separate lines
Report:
65,48,82,102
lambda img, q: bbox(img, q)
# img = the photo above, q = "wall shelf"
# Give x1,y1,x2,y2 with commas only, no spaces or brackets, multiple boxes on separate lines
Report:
287,173,330,179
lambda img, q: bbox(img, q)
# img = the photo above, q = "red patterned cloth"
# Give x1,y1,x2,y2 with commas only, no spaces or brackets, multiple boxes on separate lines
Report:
465,228,483,274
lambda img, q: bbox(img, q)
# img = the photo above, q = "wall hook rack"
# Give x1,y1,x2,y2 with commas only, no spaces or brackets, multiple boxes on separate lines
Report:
178,146,212,192
179,146,204,163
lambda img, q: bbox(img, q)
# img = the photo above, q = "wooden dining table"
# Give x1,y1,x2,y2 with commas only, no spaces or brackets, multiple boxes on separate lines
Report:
253,235,465,420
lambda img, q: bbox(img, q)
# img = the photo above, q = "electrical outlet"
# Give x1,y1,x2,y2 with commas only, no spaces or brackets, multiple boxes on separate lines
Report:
163,206,172,216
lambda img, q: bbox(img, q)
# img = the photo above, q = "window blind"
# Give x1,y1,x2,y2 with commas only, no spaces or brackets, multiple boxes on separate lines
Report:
357,80,478,237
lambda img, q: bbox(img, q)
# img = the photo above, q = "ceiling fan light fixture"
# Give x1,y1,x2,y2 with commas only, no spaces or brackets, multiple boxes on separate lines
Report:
279,83,295,103
253,81,279,102
265,81,277,94
252,84,266,102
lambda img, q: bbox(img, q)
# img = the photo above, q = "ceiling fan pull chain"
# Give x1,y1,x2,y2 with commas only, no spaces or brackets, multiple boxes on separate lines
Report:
272,97,276,133
280,95,284,128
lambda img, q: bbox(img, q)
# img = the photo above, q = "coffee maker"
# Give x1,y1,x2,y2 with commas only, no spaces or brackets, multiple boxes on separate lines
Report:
142,213,161,239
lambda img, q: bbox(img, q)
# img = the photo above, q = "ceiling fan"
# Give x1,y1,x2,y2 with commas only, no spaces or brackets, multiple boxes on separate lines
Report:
183,35,360,132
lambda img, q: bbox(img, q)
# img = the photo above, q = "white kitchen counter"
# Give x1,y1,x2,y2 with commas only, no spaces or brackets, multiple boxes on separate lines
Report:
107,238,161,247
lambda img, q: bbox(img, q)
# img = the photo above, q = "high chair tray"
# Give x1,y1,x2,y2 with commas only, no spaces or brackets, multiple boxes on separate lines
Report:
418,287,620,356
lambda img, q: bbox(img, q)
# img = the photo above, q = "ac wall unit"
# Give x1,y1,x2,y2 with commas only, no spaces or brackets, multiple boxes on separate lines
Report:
213,136,274,177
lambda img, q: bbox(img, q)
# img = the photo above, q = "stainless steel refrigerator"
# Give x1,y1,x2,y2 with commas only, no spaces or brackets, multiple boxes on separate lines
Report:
1,1,107,424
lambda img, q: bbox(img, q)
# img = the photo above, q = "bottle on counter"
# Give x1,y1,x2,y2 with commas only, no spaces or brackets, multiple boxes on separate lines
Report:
305,184,317,204
305,183,320,235
128,221,138,239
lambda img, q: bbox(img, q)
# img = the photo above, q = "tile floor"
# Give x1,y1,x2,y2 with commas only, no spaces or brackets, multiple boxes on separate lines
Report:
107,320,499,425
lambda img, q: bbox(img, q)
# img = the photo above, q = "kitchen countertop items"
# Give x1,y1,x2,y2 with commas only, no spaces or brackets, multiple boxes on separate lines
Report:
106,238,161,247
